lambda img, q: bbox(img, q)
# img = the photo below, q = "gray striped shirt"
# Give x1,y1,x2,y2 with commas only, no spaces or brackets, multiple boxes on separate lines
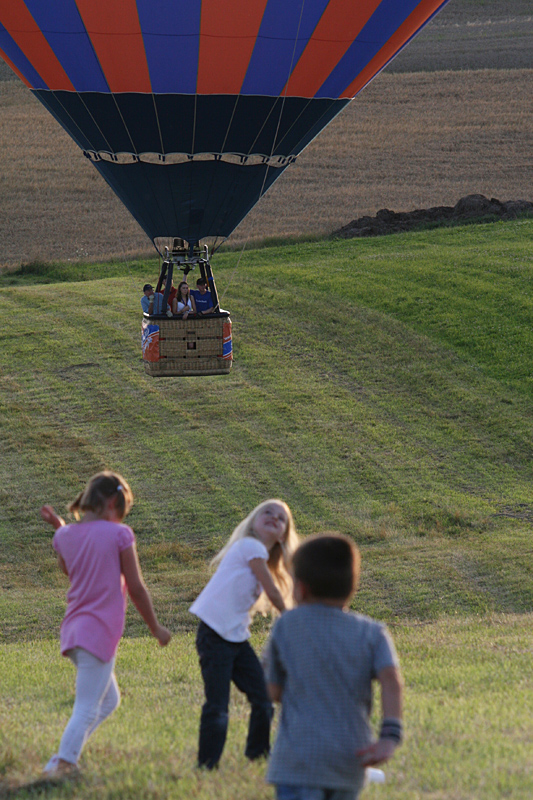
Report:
266,604,399,792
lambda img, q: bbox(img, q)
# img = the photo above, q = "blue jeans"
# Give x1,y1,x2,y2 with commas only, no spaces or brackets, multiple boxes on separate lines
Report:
196,621,272,768
276,787,358,800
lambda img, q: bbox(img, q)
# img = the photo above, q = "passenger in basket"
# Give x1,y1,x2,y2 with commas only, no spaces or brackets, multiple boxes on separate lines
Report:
141,284,167,315
191,278,215,315
174,281,196,319
161,277,178,314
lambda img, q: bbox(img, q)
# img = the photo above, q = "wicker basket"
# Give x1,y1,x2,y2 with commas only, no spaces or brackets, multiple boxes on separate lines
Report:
142,313,232,377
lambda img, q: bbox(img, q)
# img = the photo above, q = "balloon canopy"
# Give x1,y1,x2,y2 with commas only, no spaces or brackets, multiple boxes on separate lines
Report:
1,0,449,246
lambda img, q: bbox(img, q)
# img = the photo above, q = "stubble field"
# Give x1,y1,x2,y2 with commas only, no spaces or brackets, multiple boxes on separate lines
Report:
0,0,532,266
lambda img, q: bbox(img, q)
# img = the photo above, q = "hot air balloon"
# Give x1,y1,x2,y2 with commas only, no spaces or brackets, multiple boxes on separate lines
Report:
0,0,450,376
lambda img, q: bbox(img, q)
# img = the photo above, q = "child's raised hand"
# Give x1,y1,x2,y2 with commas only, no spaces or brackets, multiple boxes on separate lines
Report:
40,505,65,530
154,624,172,647
356,738,397,766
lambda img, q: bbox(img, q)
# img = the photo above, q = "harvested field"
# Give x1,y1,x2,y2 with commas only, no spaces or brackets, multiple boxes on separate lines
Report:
388,0,533,72
240,69,532,246
1,69,530,266
0,0,531,266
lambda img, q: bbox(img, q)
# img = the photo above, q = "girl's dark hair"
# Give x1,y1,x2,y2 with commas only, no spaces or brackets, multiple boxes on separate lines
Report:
178,281,189,299
68,471,133,521
291,534,360,600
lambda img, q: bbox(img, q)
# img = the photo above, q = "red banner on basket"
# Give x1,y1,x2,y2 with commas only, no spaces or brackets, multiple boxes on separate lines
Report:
222,320,232,360
142,319,160,362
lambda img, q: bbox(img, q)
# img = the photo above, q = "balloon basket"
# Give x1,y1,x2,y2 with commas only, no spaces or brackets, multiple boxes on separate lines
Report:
142,313,232,377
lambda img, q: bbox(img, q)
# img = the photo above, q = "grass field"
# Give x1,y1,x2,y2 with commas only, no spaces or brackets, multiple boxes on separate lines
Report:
1,617,532,800
0,221,532,796
0,3,532,794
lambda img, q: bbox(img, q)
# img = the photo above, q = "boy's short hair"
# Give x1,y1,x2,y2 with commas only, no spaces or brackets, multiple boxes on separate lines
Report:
292,534,360,600
196,278,207,286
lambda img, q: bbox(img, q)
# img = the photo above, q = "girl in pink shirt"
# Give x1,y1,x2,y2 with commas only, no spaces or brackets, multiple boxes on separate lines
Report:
40,471,171,780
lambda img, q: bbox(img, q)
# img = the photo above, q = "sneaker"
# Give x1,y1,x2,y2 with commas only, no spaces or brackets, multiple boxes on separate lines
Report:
43,758,80,782
43,754,59,773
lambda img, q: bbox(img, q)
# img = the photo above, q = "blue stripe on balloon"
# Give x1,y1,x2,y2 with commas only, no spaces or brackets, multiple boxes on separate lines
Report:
241,0,329,96
0,23,48,88
136,0,201,93
316,0,421,98
22,0,109,92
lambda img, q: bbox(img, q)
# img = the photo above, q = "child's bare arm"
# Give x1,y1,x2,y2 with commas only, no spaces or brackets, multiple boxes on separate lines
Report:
249,558,286,612
120,545,171,646
267,682,283,702
40,505,65,530
380,664,403,719
41,506,68,574
356,665,403,766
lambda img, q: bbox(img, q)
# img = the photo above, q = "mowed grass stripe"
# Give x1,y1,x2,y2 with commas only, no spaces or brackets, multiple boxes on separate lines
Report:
0,223,531,639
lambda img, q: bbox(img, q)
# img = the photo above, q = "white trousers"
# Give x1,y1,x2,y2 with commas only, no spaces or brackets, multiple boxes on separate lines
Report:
56,647,120,765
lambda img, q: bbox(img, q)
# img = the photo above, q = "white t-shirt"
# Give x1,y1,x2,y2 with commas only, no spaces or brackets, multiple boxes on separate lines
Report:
189,537,269,642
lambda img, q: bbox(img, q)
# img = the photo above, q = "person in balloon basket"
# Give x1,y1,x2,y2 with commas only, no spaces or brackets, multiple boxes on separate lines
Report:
161,276,178,312
189,499,299,769
173,280,197,317
141,283,167,315
39,471,171,780
265,534,403,800
191,278,216,315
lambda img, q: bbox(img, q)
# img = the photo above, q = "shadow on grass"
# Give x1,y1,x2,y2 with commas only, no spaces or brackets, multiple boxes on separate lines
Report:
0,775,80,798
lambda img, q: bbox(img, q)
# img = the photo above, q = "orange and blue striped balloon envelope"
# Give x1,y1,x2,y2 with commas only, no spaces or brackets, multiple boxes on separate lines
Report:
0,0,449,245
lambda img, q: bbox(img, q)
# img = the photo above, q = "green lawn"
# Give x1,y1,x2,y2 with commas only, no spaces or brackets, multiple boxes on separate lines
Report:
0,221,532,796
1,617,532,799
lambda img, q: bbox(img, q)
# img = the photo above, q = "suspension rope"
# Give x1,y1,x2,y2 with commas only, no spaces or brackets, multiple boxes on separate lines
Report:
217,239,248,304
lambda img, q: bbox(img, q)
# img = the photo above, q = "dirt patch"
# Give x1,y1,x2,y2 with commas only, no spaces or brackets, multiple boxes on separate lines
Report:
332,194,533,239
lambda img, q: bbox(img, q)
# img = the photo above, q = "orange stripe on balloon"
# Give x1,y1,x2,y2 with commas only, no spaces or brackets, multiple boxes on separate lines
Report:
340,0,445,98
0,48,32,87
0,1,75,90
282,0,381,98
75,0,151,93
197,0,269,94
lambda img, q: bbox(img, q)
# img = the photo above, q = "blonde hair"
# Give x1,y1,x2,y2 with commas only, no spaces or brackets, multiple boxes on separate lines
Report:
68,471,133,521
211,499,299,615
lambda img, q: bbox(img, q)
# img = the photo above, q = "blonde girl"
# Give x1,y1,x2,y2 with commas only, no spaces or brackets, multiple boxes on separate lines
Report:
40,471,171,779
189,499,298,769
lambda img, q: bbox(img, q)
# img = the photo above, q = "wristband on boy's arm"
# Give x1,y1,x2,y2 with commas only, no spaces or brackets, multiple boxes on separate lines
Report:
379,718,403,744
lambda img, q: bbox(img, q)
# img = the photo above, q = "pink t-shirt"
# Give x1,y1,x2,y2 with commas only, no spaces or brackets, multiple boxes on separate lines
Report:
53,520,135,662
